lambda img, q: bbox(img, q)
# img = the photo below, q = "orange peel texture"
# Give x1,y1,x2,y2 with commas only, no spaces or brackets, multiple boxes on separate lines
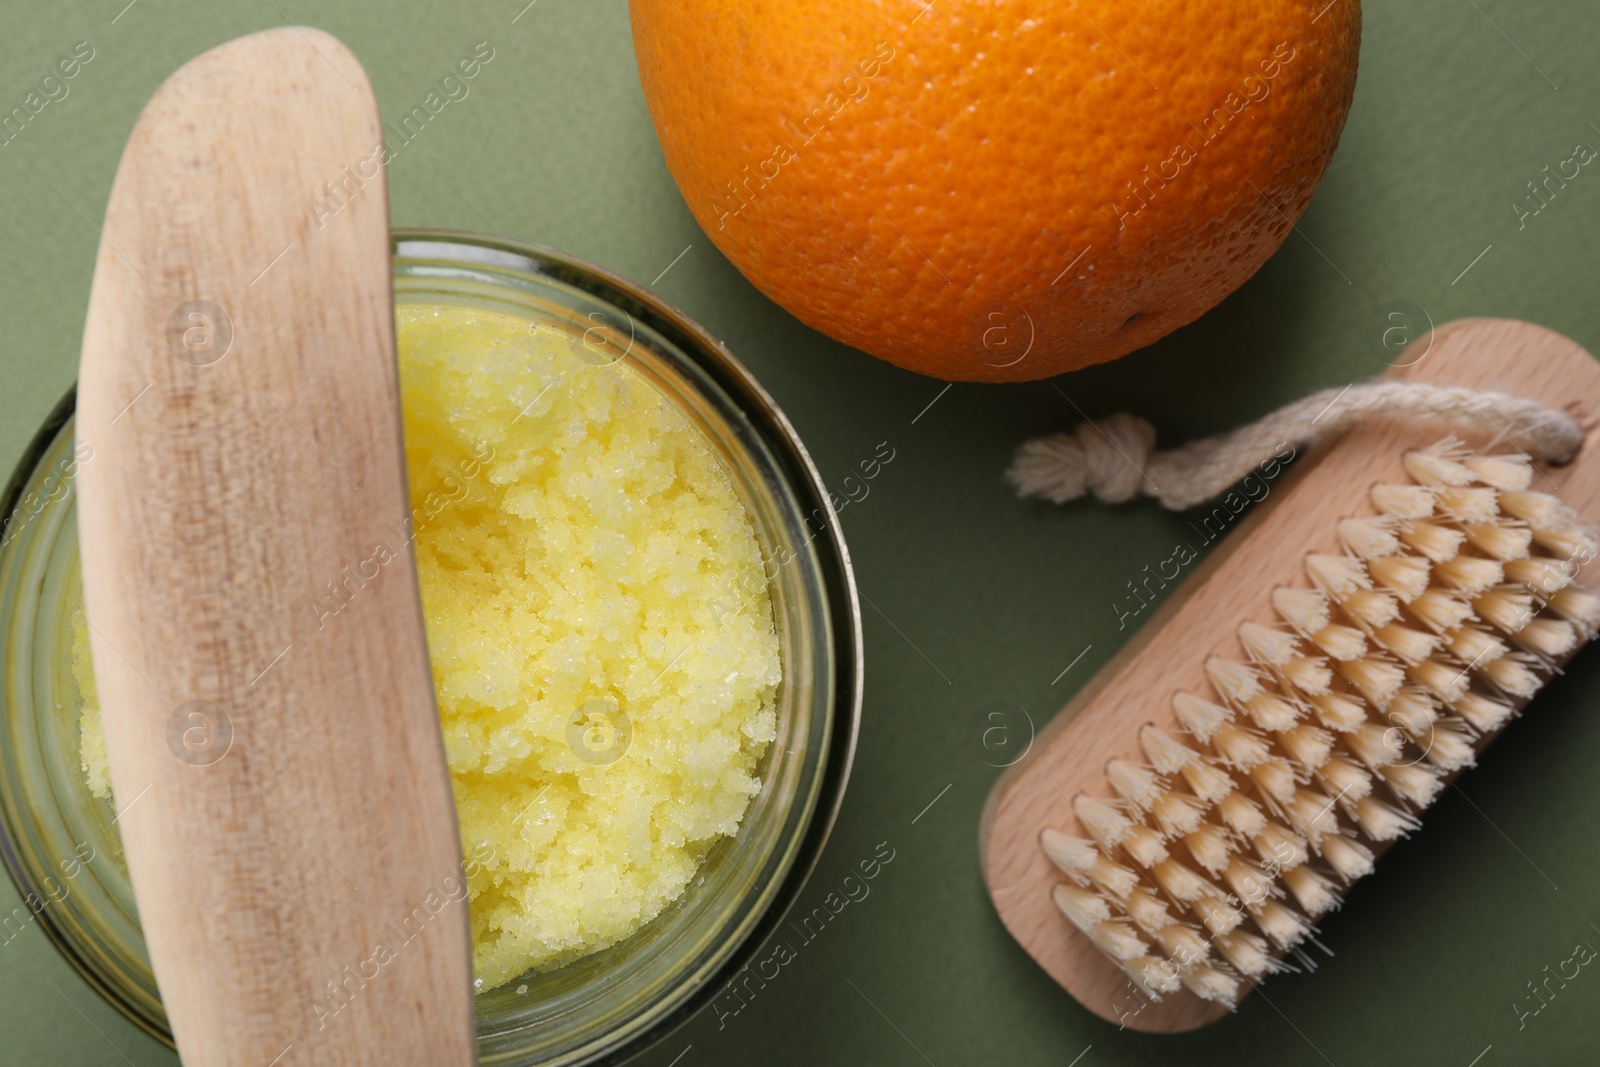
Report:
631,0,1361,381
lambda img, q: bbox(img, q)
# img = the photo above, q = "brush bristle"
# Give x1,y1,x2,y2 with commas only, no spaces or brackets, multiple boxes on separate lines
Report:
1172,690,1233,742
1151,859,1212,903
1380,761,1443,809
1403,440,1474,486
1431,555,1503,597
1372,622,1439,665
1124,888,1174,934
1479,654,1542,699
1280,655,1334,695
1212,723,1273,769
1447,625,1507,666
1345,654,1406,707
1074,795,1133,848
1315,754,1374,802
1095,855,1140,898
1123,954,1182,998
1285,788,1341,844
1306,553,1372,599
1205,656,1264,704
1550,586,1600,632
1369,553,1432,601
1338,516,1402,559
1408,589,1477,633
1532,519,1600,560
1193,891,1246,936
1244,692,1302,732
1408,657,1470,704
1402,521,1468,563
1385,687,1438,737
1184,822,1235,876
1149,789,1207,840
1321,833,1376,881
1254,900,1311,949
1505,556,1574,598
1351,796,1420,840
1310,622,1368,661
1045,435,1597,1003
1420,718,1478,771
1181,758,1237,805
1153,922,1210,965
1371,482,1435,519
1249,758,1299,805
1139,724,1197,773
1463,452,1532,491
1107,759,1165,812
1273,586,1331,633
1217,791,1268,838
1344,589,1401,628
1179,963,1241,1005
1474,587,1536,634
1453,691,1514,732
1215,929,1279,977
1238,621,1300,665
1499,489,1564,527
1040,828,1101,878
1344,722,1405,769
1052,881,1111,928
1088,921,1152,959
1436,487,1500,524
1283,865,1340,917
1253,822,1307,871
1222,857,1280,910
1279,724,1334,769
1309,692,1369,732
1516,617,1578,658
1463,522,1533,561
1122,824,1170,869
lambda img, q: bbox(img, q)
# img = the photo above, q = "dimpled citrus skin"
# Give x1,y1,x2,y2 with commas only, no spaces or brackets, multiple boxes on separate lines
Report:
630,0,1360,381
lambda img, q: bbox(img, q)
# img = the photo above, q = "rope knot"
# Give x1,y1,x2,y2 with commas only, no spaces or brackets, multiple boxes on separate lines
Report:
1005,412,1156,505
1007,381,1583,511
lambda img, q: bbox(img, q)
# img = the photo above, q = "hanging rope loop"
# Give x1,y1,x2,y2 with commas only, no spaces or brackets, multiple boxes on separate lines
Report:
1007,382,1584,511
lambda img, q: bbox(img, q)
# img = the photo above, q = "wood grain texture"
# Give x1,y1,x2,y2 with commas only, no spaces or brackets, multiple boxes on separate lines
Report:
74,28,475,1066
979,318,1600,1033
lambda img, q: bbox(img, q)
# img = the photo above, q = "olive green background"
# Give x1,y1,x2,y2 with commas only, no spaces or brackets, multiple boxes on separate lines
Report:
3,0,1600,1063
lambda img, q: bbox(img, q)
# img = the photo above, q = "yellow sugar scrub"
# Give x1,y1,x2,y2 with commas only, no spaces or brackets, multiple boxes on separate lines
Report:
74,303,783,990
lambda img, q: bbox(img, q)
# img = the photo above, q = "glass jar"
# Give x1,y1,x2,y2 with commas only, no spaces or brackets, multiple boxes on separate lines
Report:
0,230,862,1065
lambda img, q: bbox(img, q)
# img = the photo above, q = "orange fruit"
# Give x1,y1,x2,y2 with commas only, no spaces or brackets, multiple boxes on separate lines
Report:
630,1,1361,382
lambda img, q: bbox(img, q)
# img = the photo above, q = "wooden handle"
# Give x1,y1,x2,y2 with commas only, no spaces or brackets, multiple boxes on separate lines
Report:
980,318,1600,1032
75,28,476,1065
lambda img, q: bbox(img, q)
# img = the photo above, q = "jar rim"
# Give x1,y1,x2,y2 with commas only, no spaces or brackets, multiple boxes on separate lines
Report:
0,228,863,1066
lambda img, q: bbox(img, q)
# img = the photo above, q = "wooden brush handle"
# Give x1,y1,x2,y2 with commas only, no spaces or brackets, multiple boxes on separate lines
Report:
75,28,475,1065
980,318,1600,1032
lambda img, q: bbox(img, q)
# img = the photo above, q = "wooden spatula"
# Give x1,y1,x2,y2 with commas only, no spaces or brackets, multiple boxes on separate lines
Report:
74,28,476,1065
